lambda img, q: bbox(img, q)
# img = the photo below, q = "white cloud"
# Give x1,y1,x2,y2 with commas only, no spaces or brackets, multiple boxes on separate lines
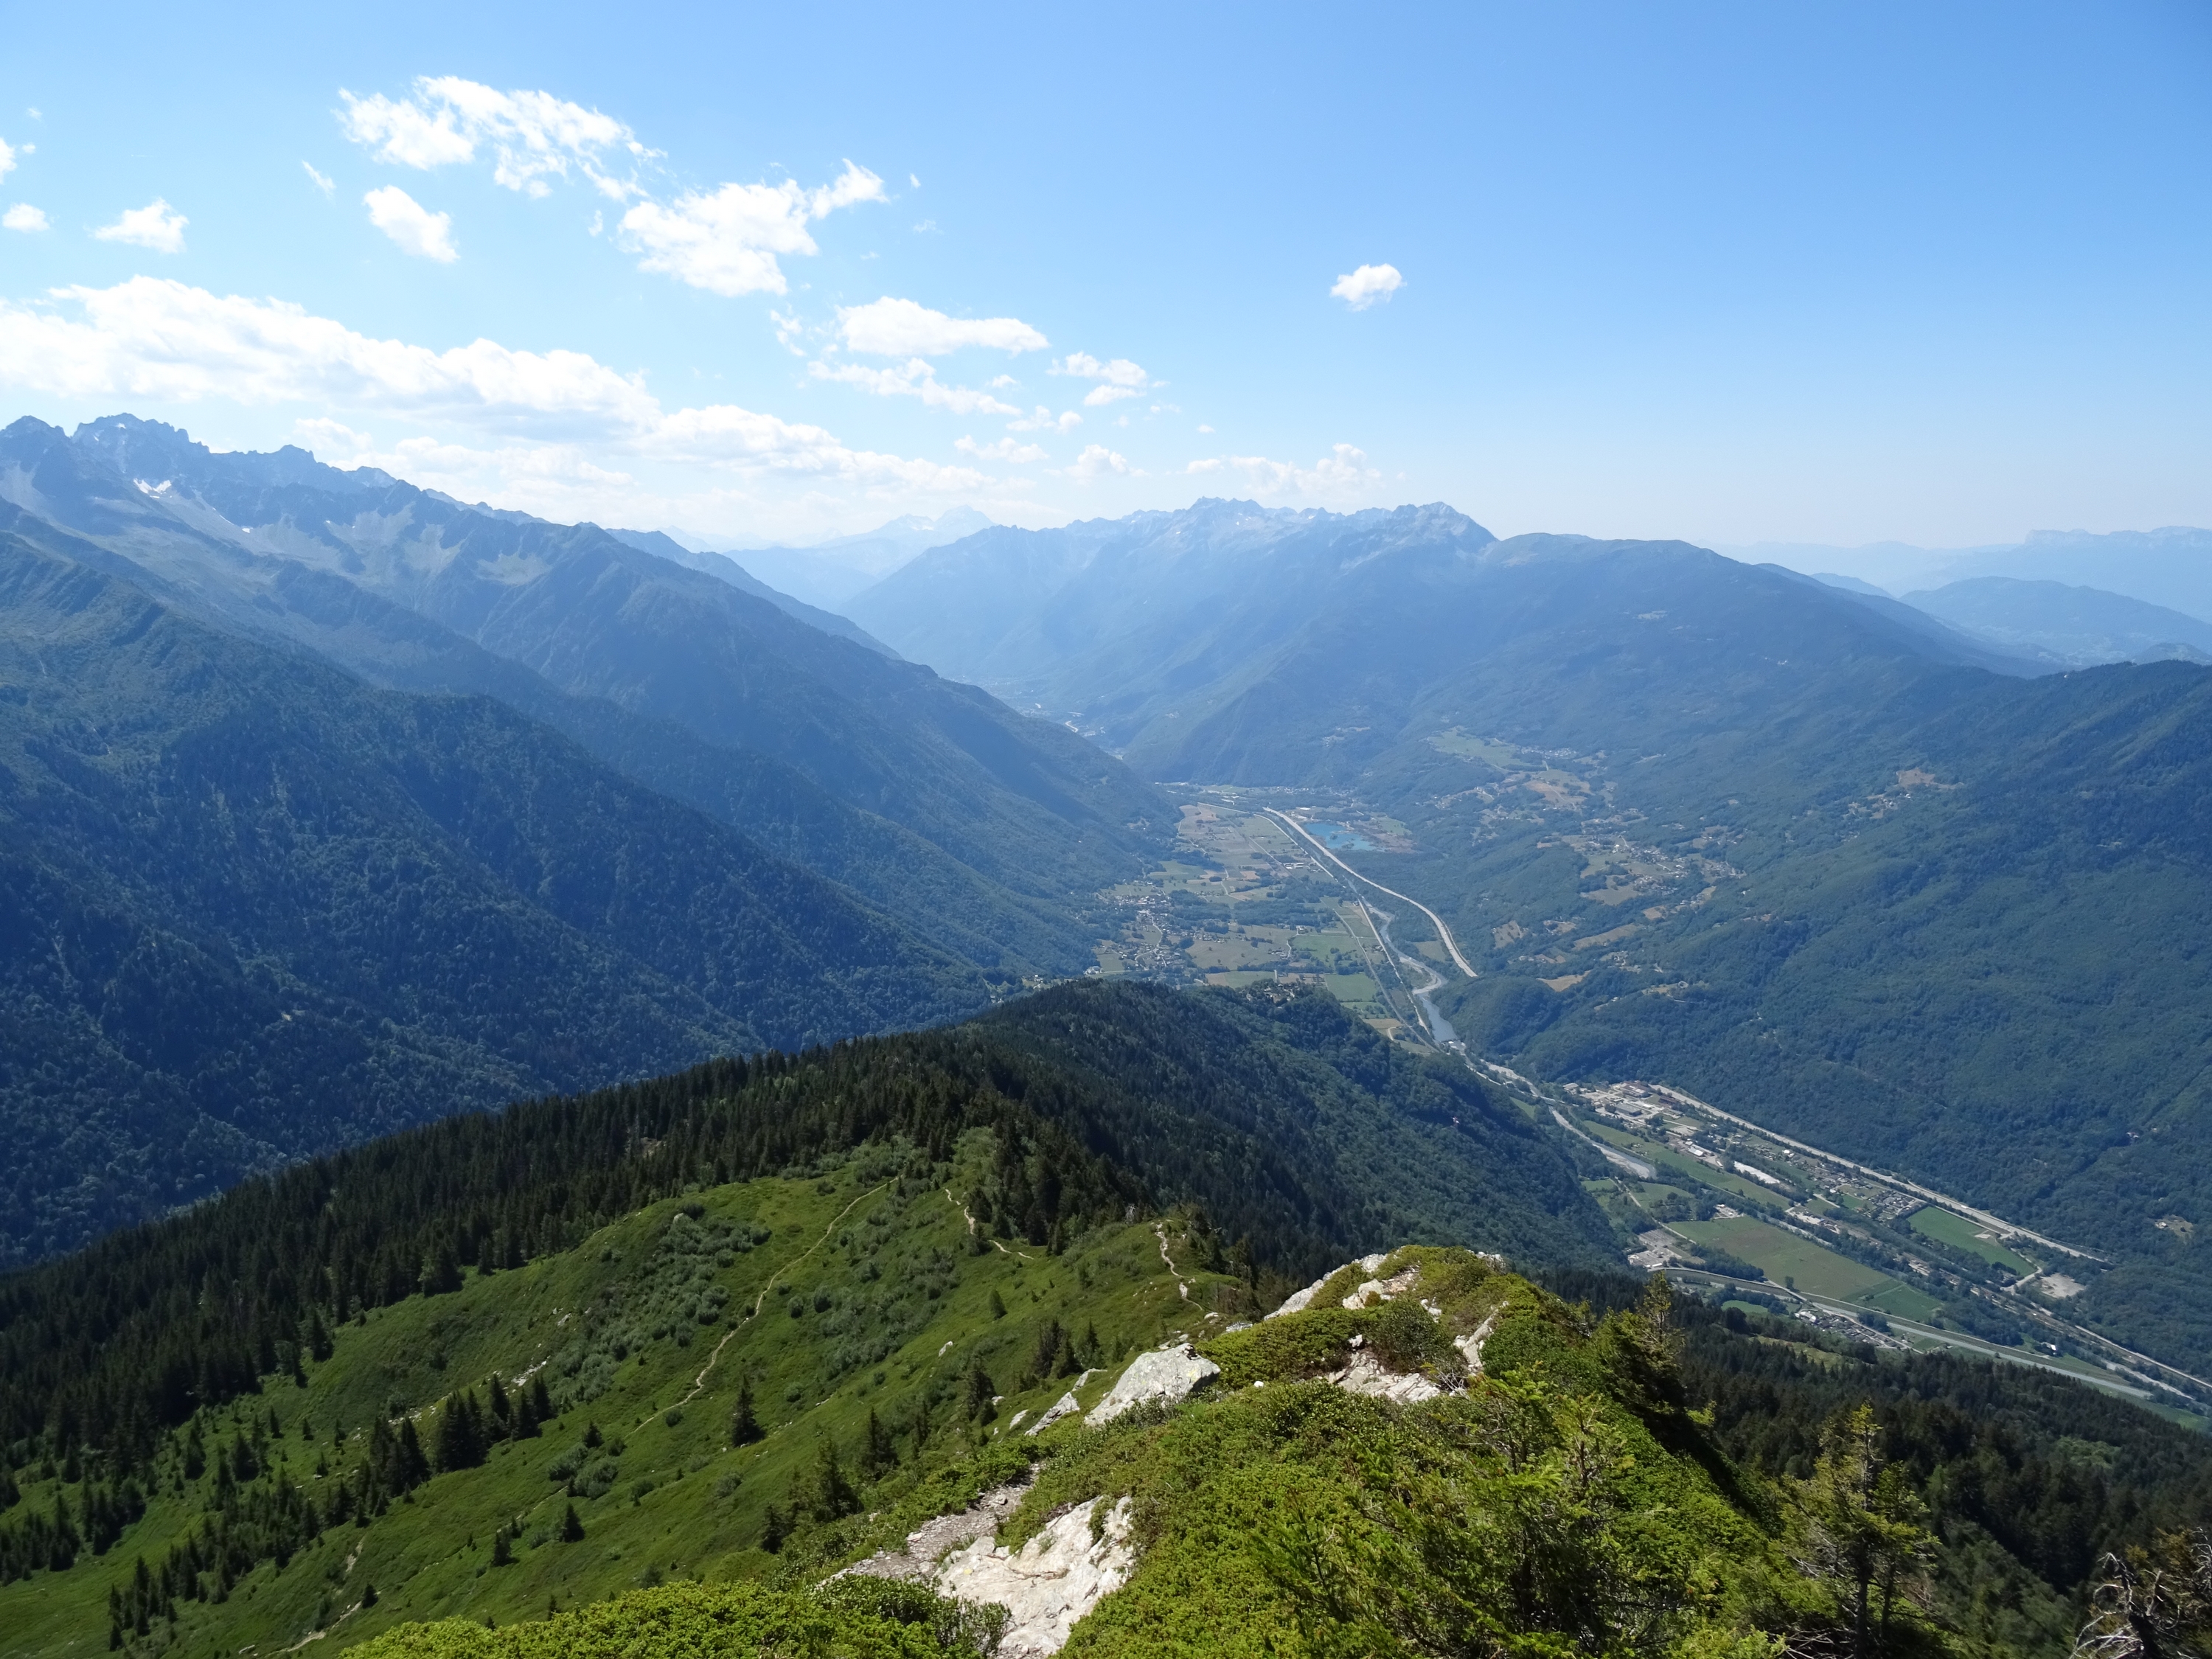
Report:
618,161,883,296
1006,405,1082,434
340,76,644,199
1053,350,1153,405
3,204,48,233
1063,443,1135,480
1185,443,1381,497
0,277,654,425
303,162,335,195
364,186,458,262
94,198,187,254
810,357,1021,415
0,138,17,181
0,276,981,496
835,296,1046,357
956,434,1048,463
1330,262,1403,310
1197,422,1214,434
354,434,637,493
292,416,376,459
338,77,888,299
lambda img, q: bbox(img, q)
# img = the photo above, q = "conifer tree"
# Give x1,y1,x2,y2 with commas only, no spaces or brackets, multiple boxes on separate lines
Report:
810,1436,860,1520
1792,1405,1933,1659
860,1408,897,1480
730,1378,762,1447
434,1391,488,1472
558,1503,585,1543
964,1363,996,1423
395,1419,429,1492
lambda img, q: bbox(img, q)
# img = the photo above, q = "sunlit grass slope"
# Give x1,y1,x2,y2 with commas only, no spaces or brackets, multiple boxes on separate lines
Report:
0,1138,1251,1655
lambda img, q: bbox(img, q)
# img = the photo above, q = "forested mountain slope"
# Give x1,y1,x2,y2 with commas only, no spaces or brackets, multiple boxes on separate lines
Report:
0,978,1607,1456
0,534,987,1267
1,982,2205,1658
0,416,1169,977
975,979,1614,1274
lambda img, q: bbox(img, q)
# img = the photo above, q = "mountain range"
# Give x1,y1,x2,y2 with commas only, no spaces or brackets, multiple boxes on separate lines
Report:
0,416,1166,1265
1728,524,2212,619
10,423,2212,1658
844,499,2212,1375
1897,576,2212,666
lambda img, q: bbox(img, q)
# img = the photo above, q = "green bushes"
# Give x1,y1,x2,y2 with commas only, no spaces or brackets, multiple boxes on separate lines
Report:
348,1578,1006,1658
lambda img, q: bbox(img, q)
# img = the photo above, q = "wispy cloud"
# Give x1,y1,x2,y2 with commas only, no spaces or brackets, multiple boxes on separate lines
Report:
956,434,1048,463
1186,443,1380,496
810,357,1021,415
364,186,457,262
1052,349,1154,406
338,77,896,302
94,198,187,254
303,161,335,196
0,276,984,495
1064,443,1135,480
1007,406,1082,434
0,137,24,181
1330,262,1402,310
835,296,1046,356
617,161,884,296
340,76,648,200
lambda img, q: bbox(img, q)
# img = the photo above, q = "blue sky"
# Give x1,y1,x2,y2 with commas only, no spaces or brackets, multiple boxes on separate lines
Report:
1,1,2206,548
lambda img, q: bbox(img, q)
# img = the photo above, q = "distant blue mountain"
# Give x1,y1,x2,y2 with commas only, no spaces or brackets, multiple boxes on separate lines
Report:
1903,575,2212,665
602,526,897,654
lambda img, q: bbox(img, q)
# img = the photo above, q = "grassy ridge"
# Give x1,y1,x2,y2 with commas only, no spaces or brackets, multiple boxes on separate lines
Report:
0,980,1609,1486
0,1146,1251,1654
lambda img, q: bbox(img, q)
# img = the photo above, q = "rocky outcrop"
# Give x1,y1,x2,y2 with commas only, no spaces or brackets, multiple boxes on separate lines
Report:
842,1482,1136,1658
1085,1343,1220,1425
842,1479,1032,1583
1028,1389,1082,1436
1259,1250,1503,1401
1340,1266,1421,1310
934,1496,1137,1658
1329,1348,1447,1403
1267,1252,1391,1319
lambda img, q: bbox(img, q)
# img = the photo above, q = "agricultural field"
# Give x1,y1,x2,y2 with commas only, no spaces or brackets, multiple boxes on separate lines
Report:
1910,1205,2037,1276
1094,788,1447,1040
1674,1216,1943,1321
